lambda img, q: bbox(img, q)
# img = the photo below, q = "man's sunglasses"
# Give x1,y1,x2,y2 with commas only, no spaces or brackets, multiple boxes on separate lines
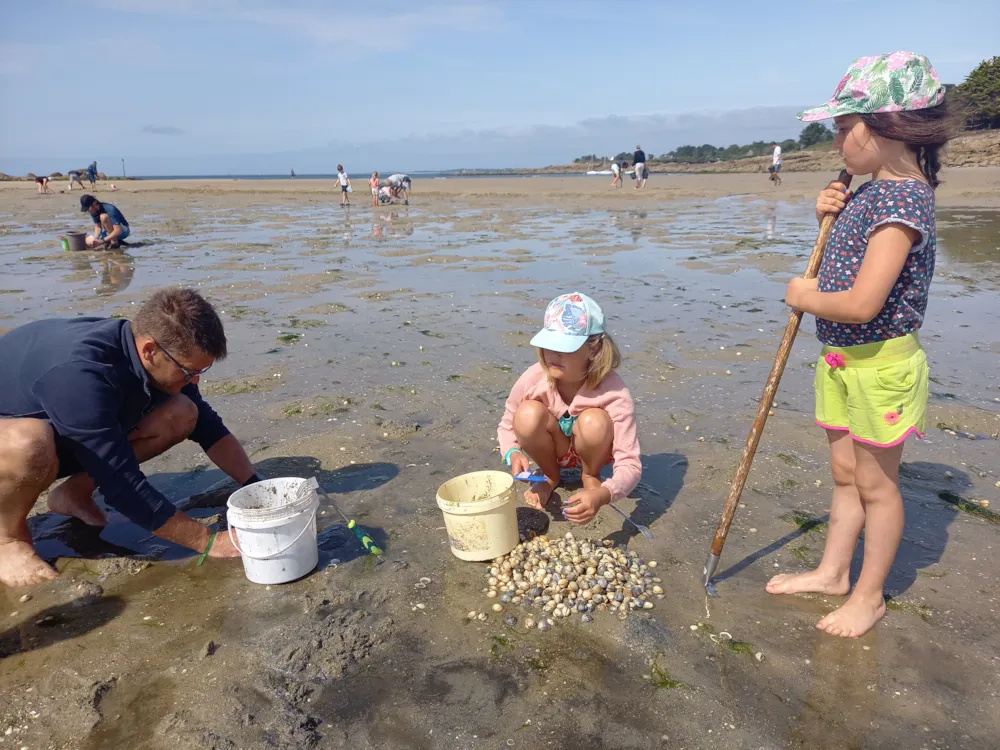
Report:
156,341,213,381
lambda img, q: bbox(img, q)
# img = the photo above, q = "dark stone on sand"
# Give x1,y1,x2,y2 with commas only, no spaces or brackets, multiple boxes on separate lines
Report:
199,640,218,659
71,581,104,607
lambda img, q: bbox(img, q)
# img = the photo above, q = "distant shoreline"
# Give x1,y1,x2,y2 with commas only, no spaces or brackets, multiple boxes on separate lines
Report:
1,130,995,182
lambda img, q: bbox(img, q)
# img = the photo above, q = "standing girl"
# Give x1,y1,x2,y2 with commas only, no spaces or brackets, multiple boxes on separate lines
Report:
768,52,956,638
370,171,380,207
337,164,351,206
497,293,641,524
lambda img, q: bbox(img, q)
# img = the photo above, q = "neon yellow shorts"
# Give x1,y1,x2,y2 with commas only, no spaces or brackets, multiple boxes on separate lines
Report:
814,333,928,448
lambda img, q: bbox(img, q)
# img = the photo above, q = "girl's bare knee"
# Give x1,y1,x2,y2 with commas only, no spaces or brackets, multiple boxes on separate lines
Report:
853,469,899,505
830,454,856,487
575,408,612,442
574,409,613,459
513,400,550,436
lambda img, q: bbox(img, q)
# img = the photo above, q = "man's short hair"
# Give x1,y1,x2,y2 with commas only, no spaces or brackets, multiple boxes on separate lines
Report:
133,288,228,360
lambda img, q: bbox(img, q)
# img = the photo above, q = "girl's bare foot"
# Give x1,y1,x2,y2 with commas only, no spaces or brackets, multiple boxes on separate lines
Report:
817,592,886,638
524,479,558,509
766,569,850,596
0,539,59,587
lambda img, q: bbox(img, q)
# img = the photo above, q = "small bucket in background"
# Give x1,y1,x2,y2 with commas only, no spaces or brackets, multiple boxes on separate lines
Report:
62,231,88,252
227,477,319,584
436,470,518,562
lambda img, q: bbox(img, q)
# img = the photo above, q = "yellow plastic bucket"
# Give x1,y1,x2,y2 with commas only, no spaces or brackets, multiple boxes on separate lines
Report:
435,470,518,561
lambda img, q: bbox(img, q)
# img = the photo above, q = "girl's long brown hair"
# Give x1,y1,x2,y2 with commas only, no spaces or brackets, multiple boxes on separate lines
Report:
859,100,960,188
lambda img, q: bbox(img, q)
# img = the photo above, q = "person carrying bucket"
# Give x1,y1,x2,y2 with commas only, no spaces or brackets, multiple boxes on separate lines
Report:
497,293,641,524
769,52,957,638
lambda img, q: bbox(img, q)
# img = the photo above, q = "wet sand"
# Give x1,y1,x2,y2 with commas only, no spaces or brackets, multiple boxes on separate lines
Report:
1,170,999,749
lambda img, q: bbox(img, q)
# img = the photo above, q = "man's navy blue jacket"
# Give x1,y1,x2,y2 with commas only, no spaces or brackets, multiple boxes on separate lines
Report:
0,317,229,530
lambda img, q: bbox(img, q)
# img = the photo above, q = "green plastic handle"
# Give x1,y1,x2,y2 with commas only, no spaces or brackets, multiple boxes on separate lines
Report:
347,519,383,556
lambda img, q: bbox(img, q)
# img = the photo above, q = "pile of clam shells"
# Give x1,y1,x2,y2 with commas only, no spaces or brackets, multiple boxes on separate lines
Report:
480,532,663,628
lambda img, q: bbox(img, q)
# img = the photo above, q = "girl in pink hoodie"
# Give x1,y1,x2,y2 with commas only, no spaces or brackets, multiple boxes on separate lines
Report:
497,293,641,524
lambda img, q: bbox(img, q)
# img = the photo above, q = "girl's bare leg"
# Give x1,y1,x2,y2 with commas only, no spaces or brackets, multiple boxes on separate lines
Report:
817,441,904,637
767,430,860,596
512,400,569,508
572,408,613,490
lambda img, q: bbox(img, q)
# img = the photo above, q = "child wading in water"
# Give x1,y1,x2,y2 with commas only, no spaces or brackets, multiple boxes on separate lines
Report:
769,52,956,638
497,293,641,524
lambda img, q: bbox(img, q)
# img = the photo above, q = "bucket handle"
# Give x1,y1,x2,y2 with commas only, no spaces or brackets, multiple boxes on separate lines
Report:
228,507,317,561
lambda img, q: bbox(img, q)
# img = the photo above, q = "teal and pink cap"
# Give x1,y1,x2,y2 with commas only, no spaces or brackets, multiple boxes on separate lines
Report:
798,51,945,122
531,292,605,353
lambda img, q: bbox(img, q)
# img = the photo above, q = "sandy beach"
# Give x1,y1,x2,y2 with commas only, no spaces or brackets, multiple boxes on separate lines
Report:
4,166,1000,206
1,168,999,749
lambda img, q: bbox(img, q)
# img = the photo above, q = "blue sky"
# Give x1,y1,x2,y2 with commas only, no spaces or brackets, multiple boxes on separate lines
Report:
0,0,996,175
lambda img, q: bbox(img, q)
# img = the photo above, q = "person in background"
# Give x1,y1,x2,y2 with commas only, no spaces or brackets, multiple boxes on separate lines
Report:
386,174,411,204
370,171,380,208
86,161,98,189
68,170,85,191
0,288,260,587
34,176,52,194
610,160,622,189
769,142,783,185
81,194,130,249
337,164,351,207
632,146,647,189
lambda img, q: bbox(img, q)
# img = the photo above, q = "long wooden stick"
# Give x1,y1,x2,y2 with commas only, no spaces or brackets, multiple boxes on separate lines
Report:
703,169,853,593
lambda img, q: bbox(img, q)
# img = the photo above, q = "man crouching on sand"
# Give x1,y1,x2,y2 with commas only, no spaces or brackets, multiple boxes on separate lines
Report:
0,288,264,588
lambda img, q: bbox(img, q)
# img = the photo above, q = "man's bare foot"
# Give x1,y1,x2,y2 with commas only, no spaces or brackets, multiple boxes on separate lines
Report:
0,539,59,587
817,592,886,638
766,569,850,596
524,479,558,510
47,480,108,527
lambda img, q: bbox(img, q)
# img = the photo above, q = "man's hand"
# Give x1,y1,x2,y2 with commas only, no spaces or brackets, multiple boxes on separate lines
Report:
154,509,241,558
562,487,611,524
207,530,242,558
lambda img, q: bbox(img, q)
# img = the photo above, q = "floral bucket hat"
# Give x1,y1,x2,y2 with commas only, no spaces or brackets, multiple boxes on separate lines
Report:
798,51,945,122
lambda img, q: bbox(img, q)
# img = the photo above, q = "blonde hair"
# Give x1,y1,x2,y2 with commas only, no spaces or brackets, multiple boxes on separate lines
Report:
536,332,621,390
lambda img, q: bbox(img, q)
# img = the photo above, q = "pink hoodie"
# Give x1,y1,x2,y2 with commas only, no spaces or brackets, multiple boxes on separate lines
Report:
497,363,641,501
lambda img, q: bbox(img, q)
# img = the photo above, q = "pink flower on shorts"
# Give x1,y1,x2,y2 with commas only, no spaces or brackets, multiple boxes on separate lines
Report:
884,411,901,425
824,352,846,369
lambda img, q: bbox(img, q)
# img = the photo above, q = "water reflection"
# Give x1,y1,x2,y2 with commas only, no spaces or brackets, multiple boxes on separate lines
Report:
766,204,777,240
936,209,1000,266
67,252,136,296
371,210,414,240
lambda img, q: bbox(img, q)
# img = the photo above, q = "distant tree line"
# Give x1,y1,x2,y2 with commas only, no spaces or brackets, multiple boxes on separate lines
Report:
572,58,998,167
574,123,833,166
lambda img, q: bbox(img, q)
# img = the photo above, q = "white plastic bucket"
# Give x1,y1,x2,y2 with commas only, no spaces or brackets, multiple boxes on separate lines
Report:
226,477,319,584
435,470,518,562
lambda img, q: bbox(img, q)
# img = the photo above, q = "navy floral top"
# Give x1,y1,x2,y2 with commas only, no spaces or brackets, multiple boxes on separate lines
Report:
816,179,936,347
